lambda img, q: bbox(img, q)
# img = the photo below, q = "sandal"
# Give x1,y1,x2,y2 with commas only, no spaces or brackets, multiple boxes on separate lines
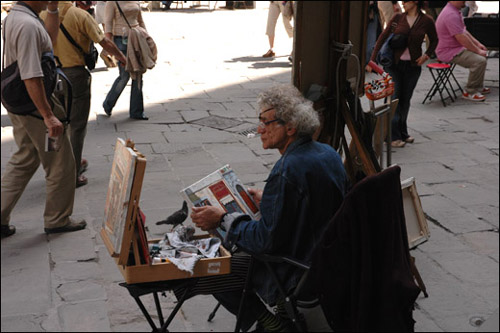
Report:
391,140,406,148
404,137,415,144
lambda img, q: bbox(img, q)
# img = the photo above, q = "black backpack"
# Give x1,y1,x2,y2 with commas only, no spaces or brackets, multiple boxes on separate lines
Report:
1,52,58,116
1,5,71,121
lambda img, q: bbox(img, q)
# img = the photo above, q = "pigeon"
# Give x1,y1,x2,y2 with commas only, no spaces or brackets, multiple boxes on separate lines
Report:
156,201,188,228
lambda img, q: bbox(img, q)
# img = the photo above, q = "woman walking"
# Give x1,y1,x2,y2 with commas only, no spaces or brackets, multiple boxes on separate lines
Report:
369,1,438,147
103,1,149,120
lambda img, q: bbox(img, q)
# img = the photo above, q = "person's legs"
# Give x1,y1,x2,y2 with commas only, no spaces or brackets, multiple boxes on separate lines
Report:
268,35,275,50
1,115,42,227
63,67,91,180
397,63,422,141
2,98,77,230
264,1,281,55
38,97,77,229
452,49,487,95
103,37,130,115
129,77,145,119
278,2,293,38
366,12,380,65
378,1,395,29
385,63,404,142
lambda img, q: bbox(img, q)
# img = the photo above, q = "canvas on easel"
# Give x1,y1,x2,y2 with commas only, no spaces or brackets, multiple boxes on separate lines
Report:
101,138,146,265
401,177,430,249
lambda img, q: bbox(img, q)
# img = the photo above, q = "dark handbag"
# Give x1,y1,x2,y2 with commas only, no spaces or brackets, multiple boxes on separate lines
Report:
1,52,57,116
1,13,58,117
389,13,421,50
377,33,395,67
60,23,99,70
1,4,72,122
389,33,408,49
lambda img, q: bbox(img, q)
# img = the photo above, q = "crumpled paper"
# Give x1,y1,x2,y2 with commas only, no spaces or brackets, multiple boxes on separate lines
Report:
154,225,221,275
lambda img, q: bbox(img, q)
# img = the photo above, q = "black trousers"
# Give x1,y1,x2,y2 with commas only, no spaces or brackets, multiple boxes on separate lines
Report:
385,60,422,141
172,253,266,331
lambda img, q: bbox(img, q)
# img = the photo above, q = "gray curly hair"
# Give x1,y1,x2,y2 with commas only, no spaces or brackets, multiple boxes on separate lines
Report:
257,84,320,137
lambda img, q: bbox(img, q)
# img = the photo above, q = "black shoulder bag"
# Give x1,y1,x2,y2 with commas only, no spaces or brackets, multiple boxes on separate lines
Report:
1,3,71,122
390,13,421,50
59,22,99,70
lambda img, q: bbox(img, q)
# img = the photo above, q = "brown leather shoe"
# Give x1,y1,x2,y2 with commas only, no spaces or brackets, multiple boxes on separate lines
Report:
76,175,88,188
44,218,87,234
1,225,16,238
262,49,275,58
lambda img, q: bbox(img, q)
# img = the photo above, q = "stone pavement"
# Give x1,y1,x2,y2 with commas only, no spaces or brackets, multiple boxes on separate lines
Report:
1,3,498,332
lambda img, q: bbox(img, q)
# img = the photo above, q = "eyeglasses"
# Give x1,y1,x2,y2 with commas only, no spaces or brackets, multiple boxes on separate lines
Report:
258,118,283,129
258,107,284,129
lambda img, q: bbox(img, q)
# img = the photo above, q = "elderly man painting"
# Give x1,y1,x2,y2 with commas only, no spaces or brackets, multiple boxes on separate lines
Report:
189,84,348,331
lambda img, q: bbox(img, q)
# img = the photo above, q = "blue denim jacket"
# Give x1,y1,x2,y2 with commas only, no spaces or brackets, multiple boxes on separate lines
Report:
222,136,348,304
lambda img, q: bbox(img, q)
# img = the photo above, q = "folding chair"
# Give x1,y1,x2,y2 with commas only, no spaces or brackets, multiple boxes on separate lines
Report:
205,245,317,331
209,166,427,332
422,62,463,107
313,165,425,331
233,249,317,332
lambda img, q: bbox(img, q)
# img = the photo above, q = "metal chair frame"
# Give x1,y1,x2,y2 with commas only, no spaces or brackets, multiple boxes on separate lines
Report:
423,63,463,107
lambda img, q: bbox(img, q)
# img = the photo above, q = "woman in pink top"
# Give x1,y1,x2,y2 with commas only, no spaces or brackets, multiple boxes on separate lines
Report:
102,1,149,120
370,1,437,148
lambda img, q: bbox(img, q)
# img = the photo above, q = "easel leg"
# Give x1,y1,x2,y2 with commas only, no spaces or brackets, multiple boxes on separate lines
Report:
154,292,165,327
410,256,429,298
133,296,159,331
161,287,191,332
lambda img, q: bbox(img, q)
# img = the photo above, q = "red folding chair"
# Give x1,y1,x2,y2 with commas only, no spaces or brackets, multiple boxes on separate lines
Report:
422,62,463,107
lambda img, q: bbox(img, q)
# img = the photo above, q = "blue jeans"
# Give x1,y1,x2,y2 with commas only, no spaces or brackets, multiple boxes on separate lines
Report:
385,61,422,141
366,12,380,65
103,36,145,118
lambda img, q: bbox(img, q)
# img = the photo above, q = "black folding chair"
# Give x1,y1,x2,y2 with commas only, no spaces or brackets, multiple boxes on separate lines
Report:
422,62,463,107
207,247,319,332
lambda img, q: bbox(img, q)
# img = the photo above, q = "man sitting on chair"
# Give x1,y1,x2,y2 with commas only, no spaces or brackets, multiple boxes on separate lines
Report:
190,84,348,331
435,1,490,102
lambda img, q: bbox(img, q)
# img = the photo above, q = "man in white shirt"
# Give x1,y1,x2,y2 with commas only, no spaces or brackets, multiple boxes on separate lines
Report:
1,1,86,237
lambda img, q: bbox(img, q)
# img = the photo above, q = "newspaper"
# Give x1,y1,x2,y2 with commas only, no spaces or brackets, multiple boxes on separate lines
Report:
180,165,261,225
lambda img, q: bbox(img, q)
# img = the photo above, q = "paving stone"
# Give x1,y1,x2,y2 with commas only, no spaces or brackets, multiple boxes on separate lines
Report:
0,314,46,332
191,115,243,129
56,281,107,302
163,129,237,144
59,301,111,332
52,262,101,282
411,251,496,332
420,194,493,234
180,110,210,122
1,233,51,316
398,162,469,184
140,154,171,173
465,204,500,229
431,182,499,207
48,229,96,262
